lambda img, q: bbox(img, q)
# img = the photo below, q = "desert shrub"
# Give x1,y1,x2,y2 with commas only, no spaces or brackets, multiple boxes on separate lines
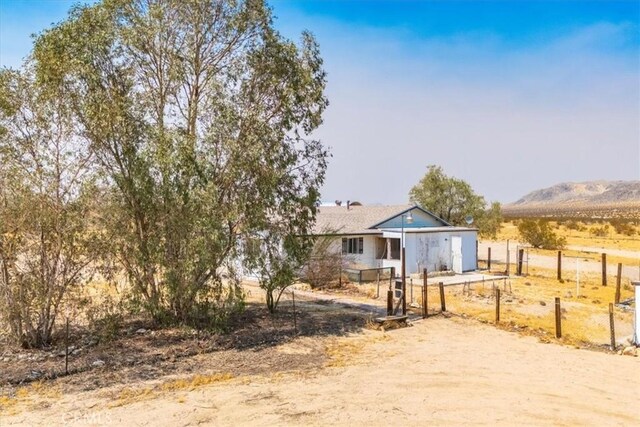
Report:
85,296,125,342
517,219,566,249
590,224,610,237
610,219,636,236
303,253,347,289
301,233,351,289
564,220,586,232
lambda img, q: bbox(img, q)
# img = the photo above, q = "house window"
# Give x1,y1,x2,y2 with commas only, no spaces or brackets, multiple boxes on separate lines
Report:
342,237,364,254
389,238,400,260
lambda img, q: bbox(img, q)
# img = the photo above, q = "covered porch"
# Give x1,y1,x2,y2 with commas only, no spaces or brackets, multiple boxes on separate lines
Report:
375,235,402,272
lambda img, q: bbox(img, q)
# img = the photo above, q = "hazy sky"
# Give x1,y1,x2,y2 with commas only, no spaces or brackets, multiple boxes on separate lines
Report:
1,0,639,204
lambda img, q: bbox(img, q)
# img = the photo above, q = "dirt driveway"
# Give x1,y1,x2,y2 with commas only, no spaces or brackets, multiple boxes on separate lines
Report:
4,316,638,426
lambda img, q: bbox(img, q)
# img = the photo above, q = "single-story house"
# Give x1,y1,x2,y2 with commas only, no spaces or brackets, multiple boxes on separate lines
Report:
312,204,477,275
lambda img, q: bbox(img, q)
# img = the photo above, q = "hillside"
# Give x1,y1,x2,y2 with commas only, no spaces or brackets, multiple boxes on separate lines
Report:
503,180,640,218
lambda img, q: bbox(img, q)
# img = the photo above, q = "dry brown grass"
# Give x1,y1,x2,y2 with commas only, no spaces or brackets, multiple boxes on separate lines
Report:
432,268,635,348
110,373,235,407
0,381,62,416
324,332,390,368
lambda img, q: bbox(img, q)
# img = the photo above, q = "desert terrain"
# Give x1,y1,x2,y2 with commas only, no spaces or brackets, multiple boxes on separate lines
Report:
2,314,638,426
2,281,639,426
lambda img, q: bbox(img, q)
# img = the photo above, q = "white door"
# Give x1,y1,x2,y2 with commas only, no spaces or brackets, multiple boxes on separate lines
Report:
451,236,462,273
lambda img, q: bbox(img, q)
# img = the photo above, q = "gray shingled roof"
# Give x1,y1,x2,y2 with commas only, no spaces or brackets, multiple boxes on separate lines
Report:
312,204,413,235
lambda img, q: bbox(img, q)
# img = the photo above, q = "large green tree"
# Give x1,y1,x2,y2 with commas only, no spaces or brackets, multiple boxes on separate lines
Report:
33,0,328,324
409,165,502,238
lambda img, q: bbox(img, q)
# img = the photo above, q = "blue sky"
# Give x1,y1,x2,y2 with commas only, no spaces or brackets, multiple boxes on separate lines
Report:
1,0,639,204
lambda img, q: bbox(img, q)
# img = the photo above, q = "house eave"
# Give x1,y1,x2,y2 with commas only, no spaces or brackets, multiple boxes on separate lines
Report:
368,205,453,229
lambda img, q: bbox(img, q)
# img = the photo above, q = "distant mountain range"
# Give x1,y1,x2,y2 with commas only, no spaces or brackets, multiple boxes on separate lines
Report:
503,181,640,216
509,181,640,206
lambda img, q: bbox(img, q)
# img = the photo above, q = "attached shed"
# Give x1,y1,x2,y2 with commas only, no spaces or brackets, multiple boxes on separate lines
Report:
313,204,477,274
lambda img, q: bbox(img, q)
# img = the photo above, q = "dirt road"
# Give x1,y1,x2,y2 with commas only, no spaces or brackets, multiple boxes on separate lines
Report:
479,240,640,282
4,316,638,426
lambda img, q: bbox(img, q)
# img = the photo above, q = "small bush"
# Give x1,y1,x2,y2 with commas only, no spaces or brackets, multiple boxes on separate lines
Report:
590,224,610,237
85,295,125,342
564,220,586,232
517,219,566,249
610,219,636,236
302,253,346,289
300,232,352,289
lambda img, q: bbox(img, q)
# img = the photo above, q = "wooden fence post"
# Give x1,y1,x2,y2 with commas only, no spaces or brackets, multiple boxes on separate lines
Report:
602,253,607,287
615,263,622,304
495,288,501,323
609,303,616,350
557,251,562,281
402,247,407,315
410,278,414,304
65,317,69,375
292,291,297,334
506,240,510,276
517,249,524,276
422,268,428,319
554,297,562,339
389,267,395,291
387,289,393,316
488,247,491,270
439,282,446,312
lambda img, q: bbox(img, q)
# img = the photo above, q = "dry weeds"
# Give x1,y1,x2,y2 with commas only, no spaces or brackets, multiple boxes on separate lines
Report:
110,373,235,407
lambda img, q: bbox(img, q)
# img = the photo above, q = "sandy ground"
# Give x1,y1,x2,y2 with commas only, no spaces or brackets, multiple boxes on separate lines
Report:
479,240,640,282
3,316,638,426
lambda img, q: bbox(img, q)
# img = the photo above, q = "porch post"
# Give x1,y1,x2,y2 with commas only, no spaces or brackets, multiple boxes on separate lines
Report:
386,238,391,260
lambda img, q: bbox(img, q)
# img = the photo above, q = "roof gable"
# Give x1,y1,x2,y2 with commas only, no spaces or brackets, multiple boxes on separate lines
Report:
370,206,450,229
311,204,451,236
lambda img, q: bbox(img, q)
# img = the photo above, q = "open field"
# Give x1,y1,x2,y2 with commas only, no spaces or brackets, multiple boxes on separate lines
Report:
481,220,640,282
1,313,638,426
496,221,640,253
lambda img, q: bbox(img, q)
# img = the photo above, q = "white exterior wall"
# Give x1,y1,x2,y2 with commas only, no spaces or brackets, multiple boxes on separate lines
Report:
403,230,477,275
326,235,379,269
406,232,449,274
325,231,477,275
381,259,401,273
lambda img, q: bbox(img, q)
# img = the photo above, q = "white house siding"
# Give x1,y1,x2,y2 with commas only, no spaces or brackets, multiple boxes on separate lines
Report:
347,235,379,269
403,231,477,275
406,232,449,274
325,235,380,270
322,231,477,275
381,259,402,272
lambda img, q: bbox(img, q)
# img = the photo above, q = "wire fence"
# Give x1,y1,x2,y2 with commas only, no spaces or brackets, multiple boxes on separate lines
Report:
355,269,636,351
